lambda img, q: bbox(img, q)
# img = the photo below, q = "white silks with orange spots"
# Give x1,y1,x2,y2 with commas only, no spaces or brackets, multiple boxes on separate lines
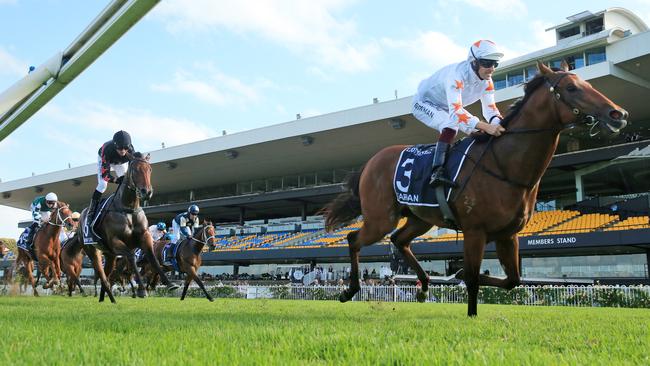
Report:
411,47,502,134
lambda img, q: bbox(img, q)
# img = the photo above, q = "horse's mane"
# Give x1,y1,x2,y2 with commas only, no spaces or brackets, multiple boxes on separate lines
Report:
499,68,564,128
132,151,143,160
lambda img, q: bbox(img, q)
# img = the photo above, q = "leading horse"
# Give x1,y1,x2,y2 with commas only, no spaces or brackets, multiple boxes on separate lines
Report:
323,62,628,316
78,152,178,303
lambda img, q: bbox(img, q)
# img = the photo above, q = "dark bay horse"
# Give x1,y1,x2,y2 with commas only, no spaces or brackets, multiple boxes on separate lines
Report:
77,152,178,303
323,62,628,316
14,202,74,295
142,222,216,301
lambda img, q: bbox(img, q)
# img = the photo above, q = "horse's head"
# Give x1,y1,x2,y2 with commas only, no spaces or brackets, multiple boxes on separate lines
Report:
0,239,8,258
195,220,216,247
126,152,154,201
537,61,628,136
51,202,75,231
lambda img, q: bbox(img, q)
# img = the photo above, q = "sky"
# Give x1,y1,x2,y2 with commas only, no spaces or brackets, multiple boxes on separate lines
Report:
0,0,649,238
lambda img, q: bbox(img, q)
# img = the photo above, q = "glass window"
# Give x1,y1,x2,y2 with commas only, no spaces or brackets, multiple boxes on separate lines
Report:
549,59,563,69
565,54,585,70
558,26,580,39
524,65,538,81
522,254,647,278
585,17,604,35
507,71,524,87
493,75,506,90
586,47,606,65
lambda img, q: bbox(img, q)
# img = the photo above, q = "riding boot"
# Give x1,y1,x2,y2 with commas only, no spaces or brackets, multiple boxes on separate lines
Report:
163,243,174,266
25,222,39,248
115,176,124,185
429,141,456,187
83,190,102,245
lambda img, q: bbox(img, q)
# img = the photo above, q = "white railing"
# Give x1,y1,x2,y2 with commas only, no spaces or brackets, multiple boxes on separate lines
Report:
5,284,649,308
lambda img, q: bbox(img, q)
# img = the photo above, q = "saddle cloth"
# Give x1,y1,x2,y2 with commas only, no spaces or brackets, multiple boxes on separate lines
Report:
393,138,476,207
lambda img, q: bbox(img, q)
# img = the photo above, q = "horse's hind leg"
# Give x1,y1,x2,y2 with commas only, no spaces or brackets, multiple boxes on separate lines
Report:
340,219,396,303
189,267,213,302
180,276,191,301
390,215,433,303
124,251,147,298
473,235,521,289
26,260,39,297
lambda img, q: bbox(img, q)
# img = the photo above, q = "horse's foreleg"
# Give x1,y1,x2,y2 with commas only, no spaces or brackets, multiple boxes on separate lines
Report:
125,252,147,298
459,232,487,317
189,267,213,302
390,216,433,303
86,247,116,304
180,276,191,301
144,247,178,291
481,235,521,289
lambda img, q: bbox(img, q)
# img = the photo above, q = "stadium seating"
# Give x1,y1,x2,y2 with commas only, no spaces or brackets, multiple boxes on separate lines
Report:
604,216,650,231
519,210,581,236
540,213,618,235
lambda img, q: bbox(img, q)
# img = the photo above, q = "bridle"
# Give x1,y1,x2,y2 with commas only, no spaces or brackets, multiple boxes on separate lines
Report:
456,72,603,192
48,205,73,229
122,157,151,200
189,224,216,246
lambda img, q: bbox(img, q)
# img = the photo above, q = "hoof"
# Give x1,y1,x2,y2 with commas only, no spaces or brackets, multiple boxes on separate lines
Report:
339,289,355,303
137,288,147,298
454,269,464,281
208,298,214,302
416,289,428,303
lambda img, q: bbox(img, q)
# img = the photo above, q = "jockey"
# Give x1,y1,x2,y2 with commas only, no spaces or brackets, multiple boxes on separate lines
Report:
172,205,200,244
164,205,199,265
18,192,58,249
148,221,168,242
83,130,134,245
412,40,507,187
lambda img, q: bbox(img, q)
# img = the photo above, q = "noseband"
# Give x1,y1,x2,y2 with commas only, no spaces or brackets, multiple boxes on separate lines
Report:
123,158,151,200
49,205,73,228
545,72,600,136
190,225,216,246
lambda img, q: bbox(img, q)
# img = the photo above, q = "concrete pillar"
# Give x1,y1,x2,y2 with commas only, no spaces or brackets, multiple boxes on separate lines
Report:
575,172,584,202
239,207,246,225
233,264,239,276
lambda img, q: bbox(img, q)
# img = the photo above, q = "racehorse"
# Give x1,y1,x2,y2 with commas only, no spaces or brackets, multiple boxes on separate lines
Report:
78,152,178,303
141,222,216,301
322,61,628,316
13,202,75,295
60,235,87,296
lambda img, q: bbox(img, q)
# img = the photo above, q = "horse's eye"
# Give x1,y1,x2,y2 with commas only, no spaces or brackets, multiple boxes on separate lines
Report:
566,84,578,92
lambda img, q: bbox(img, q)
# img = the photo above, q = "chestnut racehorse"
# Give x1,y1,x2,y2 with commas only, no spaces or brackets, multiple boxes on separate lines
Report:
323,62,628,316
78,152,178,303
14,202,74,295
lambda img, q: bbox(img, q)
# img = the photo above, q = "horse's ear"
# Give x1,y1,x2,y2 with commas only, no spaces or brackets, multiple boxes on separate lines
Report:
560,59,570,72
145,153,151,161
537,60,552,75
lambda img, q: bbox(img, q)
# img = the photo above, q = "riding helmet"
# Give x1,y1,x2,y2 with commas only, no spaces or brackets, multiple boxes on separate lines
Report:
112,130,132,149
188,204,199,215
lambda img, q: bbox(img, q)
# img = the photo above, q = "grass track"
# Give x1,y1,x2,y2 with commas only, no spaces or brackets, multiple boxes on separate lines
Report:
0,296,648,365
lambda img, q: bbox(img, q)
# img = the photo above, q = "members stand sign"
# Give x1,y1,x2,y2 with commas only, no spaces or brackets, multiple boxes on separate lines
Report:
526,236,578,246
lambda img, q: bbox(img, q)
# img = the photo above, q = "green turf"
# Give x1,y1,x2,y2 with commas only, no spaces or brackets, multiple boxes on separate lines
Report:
0,296,648,365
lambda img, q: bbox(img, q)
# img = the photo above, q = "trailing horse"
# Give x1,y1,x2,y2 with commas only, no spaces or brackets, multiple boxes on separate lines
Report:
322,62,628,316
78,152,178,303
13,202,74,295
141,222,216,301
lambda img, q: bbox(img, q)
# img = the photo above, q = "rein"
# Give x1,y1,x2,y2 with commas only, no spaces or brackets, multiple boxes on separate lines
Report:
48,205,72,228
189,225,216,246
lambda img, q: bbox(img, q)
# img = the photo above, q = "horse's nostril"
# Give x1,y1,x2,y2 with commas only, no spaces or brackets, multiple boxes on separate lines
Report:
609,110,622,120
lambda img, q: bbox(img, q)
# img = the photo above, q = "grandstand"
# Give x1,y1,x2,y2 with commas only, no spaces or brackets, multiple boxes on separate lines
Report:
1,7,649,283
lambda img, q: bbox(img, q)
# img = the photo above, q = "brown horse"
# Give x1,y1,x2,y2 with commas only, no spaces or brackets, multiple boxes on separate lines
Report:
77,152,178,303
60,235,87,296
323,62,628,316
13,202,75,295
142,222,216,301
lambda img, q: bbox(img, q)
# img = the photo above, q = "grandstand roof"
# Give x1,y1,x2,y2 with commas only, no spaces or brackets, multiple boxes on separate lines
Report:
1,10,650,223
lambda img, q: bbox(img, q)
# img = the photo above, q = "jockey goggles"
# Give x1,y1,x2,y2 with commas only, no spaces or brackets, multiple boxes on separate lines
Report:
477,59,499,68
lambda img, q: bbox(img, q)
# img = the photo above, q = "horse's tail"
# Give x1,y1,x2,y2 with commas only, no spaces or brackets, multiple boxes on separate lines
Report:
322,167,364,231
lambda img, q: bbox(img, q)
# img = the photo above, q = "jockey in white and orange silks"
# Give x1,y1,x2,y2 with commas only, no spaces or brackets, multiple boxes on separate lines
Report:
412,40,507,187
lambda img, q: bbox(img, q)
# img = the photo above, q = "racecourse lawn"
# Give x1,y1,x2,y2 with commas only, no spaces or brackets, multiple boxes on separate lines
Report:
0,296,648,366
